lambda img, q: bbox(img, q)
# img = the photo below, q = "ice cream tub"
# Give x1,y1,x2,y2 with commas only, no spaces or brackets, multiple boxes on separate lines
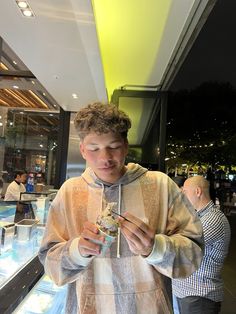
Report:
95,202,119,256
0,221,15,253
98,229,117,256
16,219,39,241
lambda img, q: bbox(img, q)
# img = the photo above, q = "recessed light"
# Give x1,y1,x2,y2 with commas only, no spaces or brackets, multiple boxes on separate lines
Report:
13,60,17,65
13,85,19,89
72,93,78,99
17,1,28,8
31,80,35,84
15,1,35,18
43,92,46,96
23,9,33,17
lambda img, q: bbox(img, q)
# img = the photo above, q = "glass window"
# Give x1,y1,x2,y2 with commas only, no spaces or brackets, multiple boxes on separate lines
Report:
0,107,59,195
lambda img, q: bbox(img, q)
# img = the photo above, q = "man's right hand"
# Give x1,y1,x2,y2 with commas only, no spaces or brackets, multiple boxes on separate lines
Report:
78,221,105,257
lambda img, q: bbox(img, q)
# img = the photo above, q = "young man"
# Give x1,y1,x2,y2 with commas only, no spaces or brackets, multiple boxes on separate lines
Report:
4,170,27,201
172,175,231,314
39,102,203,314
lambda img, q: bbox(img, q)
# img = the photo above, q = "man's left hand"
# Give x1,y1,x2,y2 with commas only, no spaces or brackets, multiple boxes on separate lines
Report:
118,212,155,256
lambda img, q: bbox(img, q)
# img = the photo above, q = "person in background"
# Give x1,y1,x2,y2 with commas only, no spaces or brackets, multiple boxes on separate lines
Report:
172,175,231,314
4,170,27,201
172,176,186,188
39,102,203,314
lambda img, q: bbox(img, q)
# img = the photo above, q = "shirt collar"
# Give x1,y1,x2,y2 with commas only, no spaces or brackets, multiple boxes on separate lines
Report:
197,200,214,217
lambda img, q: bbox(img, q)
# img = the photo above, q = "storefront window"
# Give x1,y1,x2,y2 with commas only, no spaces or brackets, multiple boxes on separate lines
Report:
0,107,59,195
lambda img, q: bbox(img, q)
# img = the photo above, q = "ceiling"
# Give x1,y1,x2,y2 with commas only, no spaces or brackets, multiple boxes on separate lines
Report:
0,39,59,110
0,0,217,109
0,0,217,146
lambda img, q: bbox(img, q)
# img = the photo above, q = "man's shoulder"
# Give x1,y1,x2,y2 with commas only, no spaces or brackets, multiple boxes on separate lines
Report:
5,181,17,190
59,176,86,192
202,206,230,229
142,170,169,181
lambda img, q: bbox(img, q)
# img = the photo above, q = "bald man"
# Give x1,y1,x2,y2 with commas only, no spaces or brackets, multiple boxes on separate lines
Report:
172,175,231,314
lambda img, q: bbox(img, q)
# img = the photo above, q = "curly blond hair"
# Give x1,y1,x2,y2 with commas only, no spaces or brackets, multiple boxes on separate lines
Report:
74,102,131,140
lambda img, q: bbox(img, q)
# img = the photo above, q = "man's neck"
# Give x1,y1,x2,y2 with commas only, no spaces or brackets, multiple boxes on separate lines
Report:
196,198,211,211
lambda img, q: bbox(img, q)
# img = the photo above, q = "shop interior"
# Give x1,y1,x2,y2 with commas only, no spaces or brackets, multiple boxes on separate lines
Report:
0,1,235,313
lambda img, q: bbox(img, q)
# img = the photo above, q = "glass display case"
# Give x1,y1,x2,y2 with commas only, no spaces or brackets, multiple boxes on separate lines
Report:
0,192,66,314
0,224,44,289
13,275,66,314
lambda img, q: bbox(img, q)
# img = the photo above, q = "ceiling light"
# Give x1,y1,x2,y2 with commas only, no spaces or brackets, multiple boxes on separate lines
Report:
31,80,35,84
23,9,33,17
13,85,19,89
17,1,27,8
72,93,78,99
15,1,35,18
0,62,8,70
13,60,17,65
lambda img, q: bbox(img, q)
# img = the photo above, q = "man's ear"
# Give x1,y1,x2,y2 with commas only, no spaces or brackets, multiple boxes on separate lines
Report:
79,142,86,159
196,186,202,197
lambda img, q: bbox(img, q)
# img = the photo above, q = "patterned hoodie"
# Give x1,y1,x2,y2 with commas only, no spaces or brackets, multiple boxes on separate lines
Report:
38,163,203,314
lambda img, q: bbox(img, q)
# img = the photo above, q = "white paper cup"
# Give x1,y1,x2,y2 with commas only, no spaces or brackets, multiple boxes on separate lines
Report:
97,229,116,256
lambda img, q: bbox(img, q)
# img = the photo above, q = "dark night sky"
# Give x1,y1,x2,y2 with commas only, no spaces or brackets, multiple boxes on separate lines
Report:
171,0,236,91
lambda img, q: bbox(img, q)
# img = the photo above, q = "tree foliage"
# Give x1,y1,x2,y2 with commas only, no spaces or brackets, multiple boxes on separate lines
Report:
167,81,236,166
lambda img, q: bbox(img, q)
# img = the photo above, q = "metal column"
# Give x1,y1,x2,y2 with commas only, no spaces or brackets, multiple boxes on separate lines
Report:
54,108,70,188
158,92,168,172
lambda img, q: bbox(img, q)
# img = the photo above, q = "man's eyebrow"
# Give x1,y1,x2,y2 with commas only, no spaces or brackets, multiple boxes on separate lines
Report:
87,140,122,145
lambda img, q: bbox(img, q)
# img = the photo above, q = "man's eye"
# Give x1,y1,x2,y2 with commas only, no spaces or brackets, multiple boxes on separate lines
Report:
110,146,120,149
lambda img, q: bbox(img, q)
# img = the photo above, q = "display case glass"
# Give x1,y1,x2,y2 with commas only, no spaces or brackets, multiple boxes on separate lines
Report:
13,274,67,314
0,225,44,289
0,197,61,313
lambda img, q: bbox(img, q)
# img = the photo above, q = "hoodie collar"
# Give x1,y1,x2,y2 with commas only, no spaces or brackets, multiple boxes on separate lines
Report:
82,163,148,187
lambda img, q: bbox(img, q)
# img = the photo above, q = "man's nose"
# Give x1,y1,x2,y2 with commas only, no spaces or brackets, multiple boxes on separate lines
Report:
99,148,112,160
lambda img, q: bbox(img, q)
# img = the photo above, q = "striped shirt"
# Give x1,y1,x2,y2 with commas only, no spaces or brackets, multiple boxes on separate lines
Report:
172,200,231,302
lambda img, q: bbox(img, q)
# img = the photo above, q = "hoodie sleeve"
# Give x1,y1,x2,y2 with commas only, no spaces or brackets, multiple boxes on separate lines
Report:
145,177,204,279
38,182,94,286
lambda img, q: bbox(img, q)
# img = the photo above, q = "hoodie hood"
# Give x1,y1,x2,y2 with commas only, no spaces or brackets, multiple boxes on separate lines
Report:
82,162,148,188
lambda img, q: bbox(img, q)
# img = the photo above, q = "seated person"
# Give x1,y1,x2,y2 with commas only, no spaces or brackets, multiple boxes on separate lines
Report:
4,170,27,201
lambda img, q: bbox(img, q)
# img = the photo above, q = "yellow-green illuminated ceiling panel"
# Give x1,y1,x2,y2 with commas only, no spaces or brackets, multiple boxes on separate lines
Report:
92,0,171,100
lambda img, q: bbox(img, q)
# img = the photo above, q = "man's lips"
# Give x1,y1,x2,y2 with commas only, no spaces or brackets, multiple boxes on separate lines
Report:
98,165,115,170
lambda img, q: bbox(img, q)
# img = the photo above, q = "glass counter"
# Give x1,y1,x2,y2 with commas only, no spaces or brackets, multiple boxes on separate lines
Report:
0,194,67,314
13,274,67,314
0,226,44,289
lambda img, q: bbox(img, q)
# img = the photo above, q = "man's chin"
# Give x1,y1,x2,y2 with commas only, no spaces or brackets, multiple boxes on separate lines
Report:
96,170,119,183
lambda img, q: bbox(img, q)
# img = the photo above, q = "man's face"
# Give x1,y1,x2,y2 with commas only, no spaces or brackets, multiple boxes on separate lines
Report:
182,180,198,208
80,132,128,184
16,174,27,183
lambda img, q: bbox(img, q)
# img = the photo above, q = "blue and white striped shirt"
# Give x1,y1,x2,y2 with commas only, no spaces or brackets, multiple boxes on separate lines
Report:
172,200,231,302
